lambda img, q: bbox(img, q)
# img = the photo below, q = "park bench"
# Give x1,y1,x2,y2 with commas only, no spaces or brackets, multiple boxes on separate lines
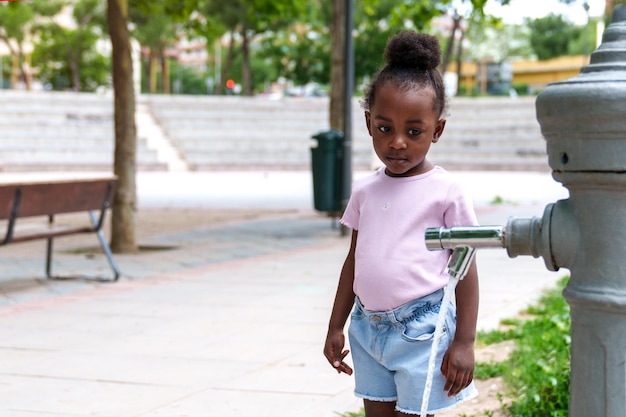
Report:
0,175,121,282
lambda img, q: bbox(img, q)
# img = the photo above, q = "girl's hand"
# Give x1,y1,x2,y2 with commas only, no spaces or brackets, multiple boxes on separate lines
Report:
324,329,353,375
440,339,474,397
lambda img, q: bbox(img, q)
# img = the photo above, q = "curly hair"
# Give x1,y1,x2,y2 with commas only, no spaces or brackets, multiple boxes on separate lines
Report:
362,31,447,118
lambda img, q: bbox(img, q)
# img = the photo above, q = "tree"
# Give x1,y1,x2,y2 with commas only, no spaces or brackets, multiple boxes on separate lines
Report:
329,0,346,132
607,0,626,20
183,11,228,94
527,14,582,60
0,1,66,89
258,4,331,90
466,21,534,62
107,0,138,253
103,0,198,254
32,0,109,92
0,1,38,89
131,0,178,94
192,0,306,96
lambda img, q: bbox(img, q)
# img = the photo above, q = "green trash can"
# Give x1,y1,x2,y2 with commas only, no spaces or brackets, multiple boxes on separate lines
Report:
310,129,344,212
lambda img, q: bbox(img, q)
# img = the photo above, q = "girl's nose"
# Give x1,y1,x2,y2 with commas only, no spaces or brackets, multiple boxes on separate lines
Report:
390,135,408,149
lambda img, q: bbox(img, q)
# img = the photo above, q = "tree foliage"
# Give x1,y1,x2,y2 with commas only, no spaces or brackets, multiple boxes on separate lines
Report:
32,0,109,92
0,1,34,89
130,0,179,93
527,14,583,60
257,1,330,89
186,0,307,95
15,0,520,95
9,0,600,96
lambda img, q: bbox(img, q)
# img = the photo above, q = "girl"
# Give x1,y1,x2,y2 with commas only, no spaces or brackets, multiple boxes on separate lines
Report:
323,31,479,417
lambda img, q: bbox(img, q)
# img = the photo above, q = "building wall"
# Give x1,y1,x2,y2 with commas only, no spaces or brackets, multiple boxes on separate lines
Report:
457,55,592,94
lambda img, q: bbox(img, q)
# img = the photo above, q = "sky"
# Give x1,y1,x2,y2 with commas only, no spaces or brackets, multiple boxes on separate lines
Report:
483,0,606,24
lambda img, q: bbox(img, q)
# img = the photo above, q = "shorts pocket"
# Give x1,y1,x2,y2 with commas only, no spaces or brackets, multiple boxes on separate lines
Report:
400,310,445,342
350,306,365,321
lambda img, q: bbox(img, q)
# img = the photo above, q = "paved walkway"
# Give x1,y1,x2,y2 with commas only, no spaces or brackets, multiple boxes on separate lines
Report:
0,171,569,417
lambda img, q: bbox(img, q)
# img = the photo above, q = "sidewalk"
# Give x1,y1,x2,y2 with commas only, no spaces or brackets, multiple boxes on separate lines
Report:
0,171,569,417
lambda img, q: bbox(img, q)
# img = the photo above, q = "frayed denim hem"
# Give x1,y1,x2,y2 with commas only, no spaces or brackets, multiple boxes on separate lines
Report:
395,389,479,415
354,391,397,403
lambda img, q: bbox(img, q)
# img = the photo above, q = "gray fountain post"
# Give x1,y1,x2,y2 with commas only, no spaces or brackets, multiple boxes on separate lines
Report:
426,6,626,416
532,5,626,416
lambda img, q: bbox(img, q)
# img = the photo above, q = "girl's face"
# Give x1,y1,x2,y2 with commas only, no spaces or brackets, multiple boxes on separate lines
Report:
366,83,445,177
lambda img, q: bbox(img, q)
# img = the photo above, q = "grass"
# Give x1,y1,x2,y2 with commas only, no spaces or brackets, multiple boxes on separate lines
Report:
489,195,517,206
338,276,571,417
489,276,571,417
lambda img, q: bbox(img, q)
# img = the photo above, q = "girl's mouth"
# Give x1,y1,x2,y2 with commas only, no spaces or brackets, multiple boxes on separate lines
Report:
387,155,408,163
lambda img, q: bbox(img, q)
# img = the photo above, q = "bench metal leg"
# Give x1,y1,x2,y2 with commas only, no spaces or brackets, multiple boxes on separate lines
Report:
45,212,121,282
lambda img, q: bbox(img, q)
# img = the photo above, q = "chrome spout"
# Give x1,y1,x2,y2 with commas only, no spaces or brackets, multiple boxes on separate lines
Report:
425,203,568,273
425,226,505,250
426,226,504,280
446,246,477,280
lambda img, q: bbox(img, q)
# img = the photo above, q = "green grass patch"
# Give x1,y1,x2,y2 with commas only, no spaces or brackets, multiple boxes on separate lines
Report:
489,195,518,205
476,276,571,417
474,360,508,380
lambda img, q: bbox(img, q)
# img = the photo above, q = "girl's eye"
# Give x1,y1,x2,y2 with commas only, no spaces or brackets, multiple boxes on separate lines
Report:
408,129,422,136
377,126,391,133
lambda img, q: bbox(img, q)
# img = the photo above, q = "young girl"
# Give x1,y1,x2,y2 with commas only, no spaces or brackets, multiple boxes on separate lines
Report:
323,31,479,417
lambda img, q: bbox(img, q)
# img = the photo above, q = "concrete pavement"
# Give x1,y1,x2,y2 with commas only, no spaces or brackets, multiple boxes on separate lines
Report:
0,171,569,417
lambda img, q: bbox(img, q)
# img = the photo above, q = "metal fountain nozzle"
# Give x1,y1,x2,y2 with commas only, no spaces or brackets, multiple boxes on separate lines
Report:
425,226,505,250
425,226,505,280
425,203,573,273
444,246,476,280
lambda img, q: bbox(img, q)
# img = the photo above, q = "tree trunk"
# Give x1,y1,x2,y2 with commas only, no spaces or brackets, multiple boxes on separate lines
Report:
161,53,170,94
149,53,157,93
70,31,82,91
16,44,31,90
11,53,19,87
1,38,19,88
455,28,465,96
69,51,81,92
107,0,137,253
218,33,236,95
441,13,460,74
329,0,345,131
242,28,252,96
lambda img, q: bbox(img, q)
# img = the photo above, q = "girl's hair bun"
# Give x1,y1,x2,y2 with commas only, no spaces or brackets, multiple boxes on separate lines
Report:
384,31,441,71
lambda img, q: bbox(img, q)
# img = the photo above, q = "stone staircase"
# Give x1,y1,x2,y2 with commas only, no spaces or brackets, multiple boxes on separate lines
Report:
147,94,550,172
428,97,549,171
0,90,166,172
0,90,550,173
146,95,363,171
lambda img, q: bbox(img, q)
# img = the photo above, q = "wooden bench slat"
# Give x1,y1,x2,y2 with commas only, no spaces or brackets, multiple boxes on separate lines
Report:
0,179,115,220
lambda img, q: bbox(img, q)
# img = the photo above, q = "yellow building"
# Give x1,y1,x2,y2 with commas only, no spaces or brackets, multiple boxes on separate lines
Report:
457,55,592,94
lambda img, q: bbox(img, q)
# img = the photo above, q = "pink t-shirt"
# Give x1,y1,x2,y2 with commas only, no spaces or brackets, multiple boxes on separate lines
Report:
340,166,478,311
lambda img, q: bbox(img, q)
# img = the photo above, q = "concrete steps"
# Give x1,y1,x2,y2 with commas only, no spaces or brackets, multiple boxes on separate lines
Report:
0,90,166,172
147,94,549,172
146,95,339,171
0,90,550,173
426,97,548,171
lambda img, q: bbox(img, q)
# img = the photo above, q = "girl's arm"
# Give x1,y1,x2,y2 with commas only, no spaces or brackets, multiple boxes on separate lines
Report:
441,259,479,396
323,230,358,376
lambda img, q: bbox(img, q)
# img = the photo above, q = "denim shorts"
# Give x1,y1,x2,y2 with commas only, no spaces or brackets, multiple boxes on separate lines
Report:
348,289,478,415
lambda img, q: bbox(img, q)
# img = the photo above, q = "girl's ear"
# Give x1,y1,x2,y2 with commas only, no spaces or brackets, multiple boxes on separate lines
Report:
365,111,372,136
433,118,446,143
